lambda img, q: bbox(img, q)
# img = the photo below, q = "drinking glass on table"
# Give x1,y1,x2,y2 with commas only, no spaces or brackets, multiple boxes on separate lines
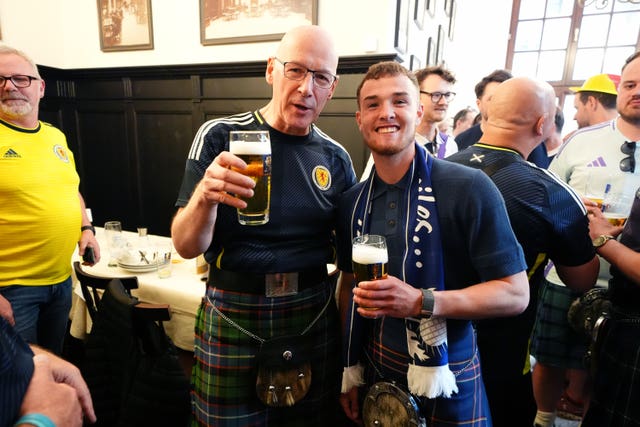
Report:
155,241,173,279
229,130,271,226
104,221,124,267
352,235,388,310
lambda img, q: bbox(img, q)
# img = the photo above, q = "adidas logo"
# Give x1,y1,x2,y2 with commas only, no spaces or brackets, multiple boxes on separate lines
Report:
2,148,21,159
586,157,606,167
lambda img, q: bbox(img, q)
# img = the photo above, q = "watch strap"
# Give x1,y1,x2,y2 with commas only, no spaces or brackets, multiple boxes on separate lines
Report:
81,225,96,235
420,288,435,318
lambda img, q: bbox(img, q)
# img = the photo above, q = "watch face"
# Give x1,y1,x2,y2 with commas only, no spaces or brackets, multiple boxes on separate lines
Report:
593,235,611,247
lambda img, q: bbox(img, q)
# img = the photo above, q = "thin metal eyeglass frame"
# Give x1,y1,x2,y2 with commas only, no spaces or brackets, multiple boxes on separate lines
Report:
274,57,336,89
419,90,456,103
0,75,40,88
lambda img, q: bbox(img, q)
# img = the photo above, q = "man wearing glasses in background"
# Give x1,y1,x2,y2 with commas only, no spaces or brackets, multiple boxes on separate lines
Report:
414,66,459,158
172,26,356,426
0,45,99,356
530,52,640,427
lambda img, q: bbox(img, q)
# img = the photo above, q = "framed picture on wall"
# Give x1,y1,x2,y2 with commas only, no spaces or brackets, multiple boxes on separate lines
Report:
414,0,426,30
200,0,317,45
394,0,410,54
97,0,154,52
444,0,453,17
426,37,435,66
448,0,456,40
436,25,445,64
426,0,436,17
410,55,422,71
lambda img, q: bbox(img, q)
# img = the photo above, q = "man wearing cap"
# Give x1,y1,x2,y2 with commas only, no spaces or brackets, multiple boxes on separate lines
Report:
571,73,619,130
530,62,640,427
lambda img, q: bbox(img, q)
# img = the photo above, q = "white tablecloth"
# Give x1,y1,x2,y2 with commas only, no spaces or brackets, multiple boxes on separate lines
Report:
70,228,206,351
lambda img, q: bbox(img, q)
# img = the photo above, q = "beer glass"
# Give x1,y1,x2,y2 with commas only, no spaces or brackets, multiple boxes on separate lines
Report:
352,235,388,310
229,130,272,225
602,192,634,227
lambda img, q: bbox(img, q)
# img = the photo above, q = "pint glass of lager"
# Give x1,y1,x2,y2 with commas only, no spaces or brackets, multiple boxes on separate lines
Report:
352,235,388,310
229,130,272,225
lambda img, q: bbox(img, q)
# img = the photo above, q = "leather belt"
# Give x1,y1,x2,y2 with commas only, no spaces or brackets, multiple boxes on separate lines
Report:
208,266,328,295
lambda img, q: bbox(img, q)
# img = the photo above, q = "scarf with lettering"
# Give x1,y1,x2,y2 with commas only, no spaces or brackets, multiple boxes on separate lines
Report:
341,143,458,398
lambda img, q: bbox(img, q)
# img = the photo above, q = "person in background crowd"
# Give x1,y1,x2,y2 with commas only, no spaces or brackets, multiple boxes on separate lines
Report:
1,315,97,427
447,77,598,427
544,107,564,162
414,65,459,158
337,60,529,427
455,69,550,167
171,26,356,426
530,70,624,426
452,107,476,138
0,45,100,355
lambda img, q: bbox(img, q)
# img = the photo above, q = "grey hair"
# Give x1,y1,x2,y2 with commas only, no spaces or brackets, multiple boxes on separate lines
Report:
0,44,41,79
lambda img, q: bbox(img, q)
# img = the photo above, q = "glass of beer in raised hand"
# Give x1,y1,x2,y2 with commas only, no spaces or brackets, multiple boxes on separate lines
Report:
352,235,388,310
602,191,634,227
229,130,272,225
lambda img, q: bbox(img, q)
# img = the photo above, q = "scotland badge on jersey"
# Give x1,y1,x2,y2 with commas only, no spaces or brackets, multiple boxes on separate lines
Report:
312,165,331,191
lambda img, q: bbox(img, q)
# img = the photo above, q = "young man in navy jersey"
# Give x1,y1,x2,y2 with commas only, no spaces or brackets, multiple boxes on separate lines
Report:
172,25,356,426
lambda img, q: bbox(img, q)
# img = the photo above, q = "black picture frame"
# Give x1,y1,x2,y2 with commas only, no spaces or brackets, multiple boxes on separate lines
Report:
436,25,445,64
200,0,317,45
394,0,410,54
97,0,154,52
448,0,456,40
426,37,435,66
444,0,453,17
426,0,436,17
410,55,422,71
414,0,426,30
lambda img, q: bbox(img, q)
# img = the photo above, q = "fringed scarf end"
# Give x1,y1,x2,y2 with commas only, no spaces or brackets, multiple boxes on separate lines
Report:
407,363,459,398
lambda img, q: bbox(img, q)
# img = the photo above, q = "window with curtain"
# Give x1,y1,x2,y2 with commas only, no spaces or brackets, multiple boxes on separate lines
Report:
506,0,640,133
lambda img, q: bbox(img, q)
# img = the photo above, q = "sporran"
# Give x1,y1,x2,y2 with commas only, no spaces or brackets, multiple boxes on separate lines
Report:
362,381,427,427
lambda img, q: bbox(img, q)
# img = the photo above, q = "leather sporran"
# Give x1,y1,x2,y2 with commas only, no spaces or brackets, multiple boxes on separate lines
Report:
255,334,312,407
362,382,426,427
567,287,612,338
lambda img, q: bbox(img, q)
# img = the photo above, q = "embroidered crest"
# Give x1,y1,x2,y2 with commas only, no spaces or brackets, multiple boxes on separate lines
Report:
53,144,70,163
312,166,331,190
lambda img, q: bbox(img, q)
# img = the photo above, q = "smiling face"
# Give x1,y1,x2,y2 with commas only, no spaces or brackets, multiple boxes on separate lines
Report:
262,26,338,136
0,53,44,127
356,74,423,157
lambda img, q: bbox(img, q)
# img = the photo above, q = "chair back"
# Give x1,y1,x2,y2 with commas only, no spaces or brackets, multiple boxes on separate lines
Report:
73,261,139,322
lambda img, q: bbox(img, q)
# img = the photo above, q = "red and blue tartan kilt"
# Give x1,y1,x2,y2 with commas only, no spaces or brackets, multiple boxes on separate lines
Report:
191,282,342,427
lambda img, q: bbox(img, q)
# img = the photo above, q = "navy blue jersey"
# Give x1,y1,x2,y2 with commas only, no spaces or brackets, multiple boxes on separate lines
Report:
176,111,357,272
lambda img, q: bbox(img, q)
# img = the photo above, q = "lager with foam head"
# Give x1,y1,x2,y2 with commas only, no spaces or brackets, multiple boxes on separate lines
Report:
352,235,388,310
229,131,272,225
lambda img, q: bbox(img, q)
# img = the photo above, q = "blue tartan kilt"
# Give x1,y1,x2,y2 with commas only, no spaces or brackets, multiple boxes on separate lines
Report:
191,281,342,427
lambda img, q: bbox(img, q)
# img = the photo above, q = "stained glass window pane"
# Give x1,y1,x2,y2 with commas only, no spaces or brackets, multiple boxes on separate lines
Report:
612,1,640,12
539,50,566,81
515,20,543,51
608,11,640,46
541,18,572,49
519,0,546,19
582,1,613,15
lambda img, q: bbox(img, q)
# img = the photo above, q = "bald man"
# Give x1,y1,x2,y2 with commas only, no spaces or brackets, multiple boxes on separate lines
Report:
172,25,356,426
447,77,599,427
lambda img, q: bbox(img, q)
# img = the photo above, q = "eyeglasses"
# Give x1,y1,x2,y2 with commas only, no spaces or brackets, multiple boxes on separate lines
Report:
420,91,456,103
620,141,636,173
274,58,337,89
0,75,39,89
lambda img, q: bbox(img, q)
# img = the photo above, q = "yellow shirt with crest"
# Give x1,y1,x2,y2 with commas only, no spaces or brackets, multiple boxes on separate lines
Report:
0,119,81,286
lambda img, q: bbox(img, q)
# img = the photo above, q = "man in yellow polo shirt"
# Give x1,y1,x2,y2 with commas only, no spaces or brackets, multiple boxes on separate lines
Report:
0,45,100,355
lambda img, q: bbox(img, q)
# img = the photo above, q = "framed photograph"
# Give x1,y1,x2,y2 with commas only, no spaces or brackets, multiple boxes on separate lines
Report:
426,37,435,66
394,0,410,54
414,0,426,30
426,0,436,17
97,0,154,52
436,25,445,64
444,0,453,17
410,55,422,71
448,0,456,40
200,0,317,45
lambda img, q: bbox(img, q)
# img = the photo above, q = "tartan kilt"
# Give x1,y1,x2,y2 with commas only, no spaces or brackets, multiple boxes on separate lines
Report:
191,281,342,427
582,315,640,427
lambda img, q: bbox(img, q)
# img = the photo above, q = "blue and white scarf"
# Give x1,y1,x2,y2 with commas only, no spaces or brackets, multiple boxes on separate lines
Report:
341,143,458,398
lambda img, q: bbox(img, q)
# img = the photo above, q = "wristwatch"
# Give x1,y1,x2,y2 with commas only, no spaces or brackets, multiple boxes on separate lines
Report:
420,289,435,318
592,234,614,248
81,225,96,235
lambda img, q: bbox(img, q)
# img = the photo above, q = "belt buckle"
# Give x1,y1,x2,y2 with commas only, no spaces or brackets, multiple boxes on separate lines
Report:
265,272,299,297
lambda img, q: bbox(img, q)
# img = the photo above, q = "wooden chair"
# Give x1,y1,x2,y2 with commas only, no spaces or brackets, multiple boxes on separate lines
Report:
73,261,170,322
